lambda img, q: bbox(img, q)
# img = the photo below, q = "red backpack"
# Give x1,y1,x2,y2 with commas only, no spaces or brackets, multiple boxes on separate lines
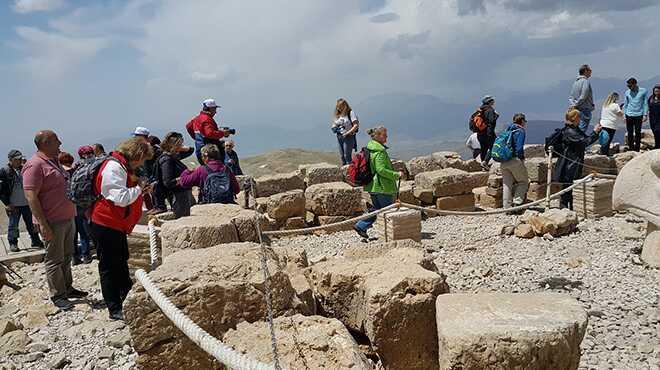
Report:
469,108,487,133
347,148,373,187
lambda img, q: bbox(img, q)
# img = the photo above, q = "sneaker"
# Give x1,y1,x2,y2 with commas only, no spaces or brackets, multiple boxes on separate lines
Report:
481,162,491,171
8,244,19,252
67,288,89,299
109,311,124,321
52,298,74,311
353,225,369,239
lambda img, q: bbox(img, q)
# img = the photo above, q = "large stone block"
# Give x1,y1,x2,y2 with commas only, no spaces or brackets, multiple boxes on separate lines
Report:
124,243,306,370
524,144,546,159
436,194,475,211
190,203,271,243
299,163,343,186
444,158,482,173
307,247,449,370
613,151,639,173
527,182,561,202
374,207,422,242
613,150,660,228
413,187,435,205
436,293,587,370
407,155,443,178
397,180,419,206
127,225,157,273
527,208,578,237
160,216,239,257
641,223,660,268
223,314,373,370
524,157,549,183
254,171,304,198
314,215,353,233
582,154,617,176
305,182,363,216
415,169,489,197
266,189,305,221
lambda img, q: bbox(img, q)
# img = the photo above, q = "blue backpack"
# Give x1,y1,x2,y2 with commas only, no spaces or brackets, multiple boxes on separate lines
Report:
200,166,234,204
491,127,520,163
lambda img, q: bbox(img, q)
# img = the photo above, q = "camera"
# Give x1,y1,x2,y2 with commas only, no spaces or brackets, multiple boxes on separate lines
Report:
222,127,236,135
331,126,342,135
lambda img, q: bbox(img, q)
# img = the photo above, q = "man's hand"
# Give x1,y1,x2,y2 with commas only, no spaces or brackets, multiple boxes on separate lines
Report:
594,123,603,133
38,223,54,242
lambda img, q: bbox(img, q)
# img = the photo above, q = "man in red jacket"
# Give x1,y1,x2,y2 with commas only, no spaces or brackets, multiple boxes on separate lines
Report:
186,98,233,164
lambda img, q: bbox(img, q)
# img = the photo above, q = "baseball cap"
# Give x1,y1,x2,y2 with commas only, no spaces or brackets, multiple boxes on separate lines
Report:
8,149,23,160
132,126,150,137
202,98,220,109
482,95,495,105
78,145,94,157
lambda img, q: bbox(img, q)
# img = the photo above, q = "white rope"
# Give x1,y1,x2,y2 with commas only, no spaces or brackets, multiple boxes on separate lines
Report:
135,269,284,370
148,219,160,270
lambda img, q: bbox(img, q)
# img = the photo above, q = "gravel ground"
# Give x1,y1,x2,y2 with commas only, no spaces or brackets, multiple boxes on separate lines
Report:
1,211,658,369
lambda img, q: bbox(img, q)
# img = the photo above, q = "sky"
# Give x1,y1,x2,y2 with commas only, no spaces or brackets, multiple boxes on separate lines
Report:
1,0,659,156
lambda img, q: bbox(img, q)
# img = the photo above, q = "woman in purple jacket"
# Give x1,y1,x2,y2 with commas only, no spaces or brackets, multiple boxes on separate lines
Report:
178,144,240,203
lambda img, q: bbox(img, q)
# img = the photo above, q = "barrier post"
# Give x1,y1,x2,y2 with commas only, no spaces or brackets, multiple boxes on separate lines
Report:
545,147,553,210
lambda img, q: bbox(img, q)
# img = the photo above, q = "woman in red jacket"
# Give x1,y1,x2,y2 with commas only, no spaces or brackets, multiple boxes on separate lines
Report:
90,138,153,321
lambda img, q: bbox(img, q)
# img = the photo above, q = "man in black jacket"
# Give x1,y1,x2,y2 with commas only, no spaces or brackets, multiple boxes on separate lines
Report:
0,150,43,251
477,95,500,170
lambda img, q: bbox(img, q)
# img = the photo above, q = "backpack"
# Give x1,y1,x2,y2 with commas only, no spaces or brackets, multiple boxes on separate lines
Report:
545,128,566,156
347,147,373,187
469,108,487,133
200,166,234,204
491,127,520,163
66,156,117,209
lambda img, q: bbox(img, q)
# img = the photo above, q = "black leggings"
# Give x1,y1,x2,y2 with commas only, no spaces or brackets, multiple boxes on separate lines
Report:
477,129,495,163
626,115,643,152
90,223,132,315
599,128,616,156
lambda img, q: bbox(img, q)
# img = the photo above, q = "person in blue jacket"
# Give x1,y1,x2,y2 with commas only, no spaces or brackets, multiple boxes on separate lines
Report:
623,78,649,152
500,113,529,209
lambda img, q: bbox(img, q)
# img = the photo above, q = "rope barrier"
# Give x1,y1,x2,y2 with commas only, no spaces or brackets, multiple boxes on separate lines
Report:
549,149,618,172
148,219,160,270
135,270,283,370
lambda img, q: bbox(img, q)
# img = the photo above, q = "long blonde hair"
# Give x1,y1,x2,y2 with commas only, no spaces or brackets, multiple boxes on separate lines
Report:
334,98,352,119
565,109,581,126
602,92,619,108
116,138,153,162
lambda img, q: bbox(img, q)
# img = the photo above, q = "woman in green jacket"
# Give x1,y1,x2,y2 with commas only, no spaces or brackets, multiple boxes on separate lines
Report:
354,126,403,239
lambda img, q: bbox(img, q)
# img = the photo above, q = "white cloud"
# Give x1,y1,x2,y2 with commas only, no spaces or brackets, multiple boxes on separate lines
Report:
528,11,612,39
12,0,64,14
14,26,108,80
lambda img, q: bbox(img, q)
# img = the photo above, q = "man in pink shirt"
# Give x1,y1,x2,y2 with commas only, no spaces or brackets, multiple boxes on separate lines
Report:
23,130,88,311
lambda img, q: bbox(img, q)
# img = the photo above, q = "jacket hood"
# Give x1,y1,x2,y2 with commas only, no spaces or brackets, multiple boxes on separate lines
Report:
205,160,227,171
367,140,387,152
576,75,588,81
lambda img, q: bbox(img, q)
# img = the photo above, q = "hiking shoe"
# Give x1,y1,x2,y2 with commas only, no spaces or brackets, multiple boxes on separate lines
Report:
52,298,74,311
480,162,491,171
67,288,89,299
109,311,124,321
353,225,369,239
8,244,19,252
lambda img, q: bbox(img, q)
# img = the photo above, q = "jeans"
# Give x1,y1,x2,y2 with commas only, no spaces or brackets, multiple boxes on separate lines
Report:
355,193,395,232
626,115,643,152
6,206,40,246
91,223,133,315
172,190,195,219
337,134,356,166
599,128,616,156
501,158,529,208
74,210,91,260
579,110,592,133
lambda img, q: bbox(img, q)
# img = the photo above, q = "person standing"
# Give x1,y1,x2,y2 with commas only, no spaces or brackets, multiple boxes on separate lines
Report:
0,150,43,252
553,109,602,210
353,126,403,239
22,130,87,310
568,64,595,133
186,99,233,165
648,85,660,149
465,132,481,159
223,140,243,175
179,144,240,204
477,95,499,170
623,78,649,152
331,98,359,166
598,92,624,156
71,146,96,265
90,138,153,320
157,132,195,218
500,114,529,209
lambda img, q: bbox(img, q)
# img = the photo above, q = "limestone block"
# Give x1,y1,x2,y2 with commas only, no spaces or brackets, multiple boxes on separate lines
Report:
266,190,305,221
472,186,486,205
613,151,639,173
573,179,614,218
0,330,30,357
485,186,503,197
160,216,239,258
524,157,549,183
315,216,353,233
374,207,422,242
514,224,535,238
444,158,482,172
487,174,503,188
299,163,343,186
127,225,156,273
641,223,660,268
407,155,443,178
436,194,475,211
582,154,617,176
391,159,410,181
527,209,578,237
223,315,372,370
307,248,450,370
480,192,503,209
254,171,304,198
255,197,268,213
283,217,306,230
436,293,587,370
527,182,561,201
413,187,435,205
124,243,305,370
305,182,363,216
415,169,489,197
399,181,420,206
524,144,546,159
613,150,660,227
189,203,271,243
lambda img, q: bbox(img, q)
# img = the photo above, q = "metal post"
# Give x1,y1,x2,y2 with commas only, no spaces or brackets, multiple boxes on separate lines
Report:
545,146,553,210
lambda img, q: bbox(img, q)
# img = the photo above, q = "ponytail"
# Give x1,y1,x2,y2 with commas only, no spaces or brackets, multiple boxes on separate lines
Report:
367,126,386,139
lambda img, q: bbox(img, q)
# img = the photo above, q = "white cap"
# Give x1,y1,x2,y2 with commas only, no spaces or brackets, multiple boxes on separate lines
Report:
202,98,220,109
133,126,150,137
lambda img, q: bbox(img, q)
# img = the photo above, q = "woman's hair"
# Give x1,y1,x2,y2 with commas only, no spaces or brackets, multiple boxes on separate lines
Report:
602,92,619,107
200,144,224,161
116,137,154,162
160,132,184,153
334,98,351,119
565,109,581,126
366,125,387,139
58,152,74,166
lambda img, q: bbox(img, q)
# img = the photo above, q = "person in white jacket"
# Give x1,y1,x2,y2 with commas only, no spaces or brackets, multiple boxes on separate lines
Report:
466,132,481,159
599,92,624,156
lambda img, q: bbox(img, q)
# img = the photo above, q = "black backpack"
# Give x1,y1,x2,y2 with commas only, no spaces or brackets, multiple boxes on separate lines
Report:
200,166,234,204
66,156,117,209
545,128,566,156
